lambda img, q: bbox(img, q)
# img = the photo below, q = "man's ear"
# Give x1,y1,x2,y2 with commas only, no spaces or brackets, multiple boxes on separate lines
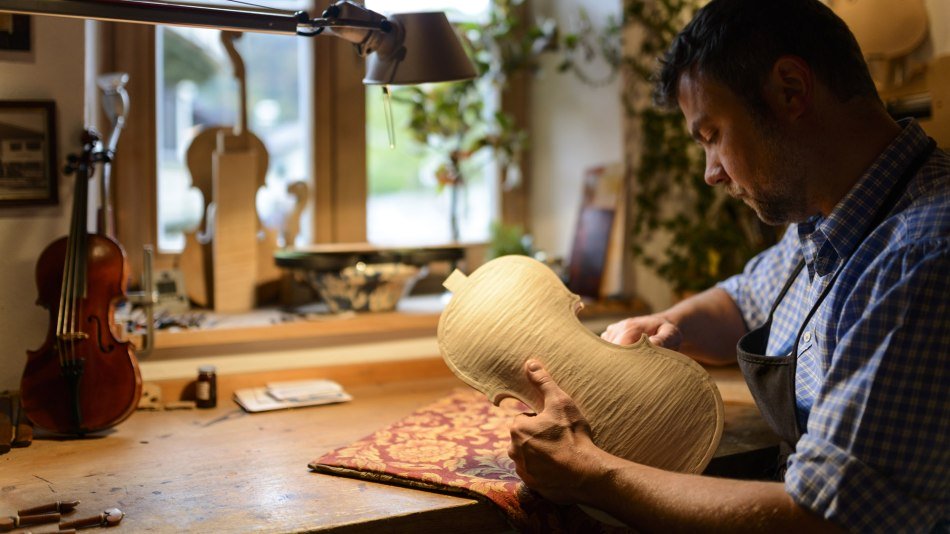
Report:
765,55,813,122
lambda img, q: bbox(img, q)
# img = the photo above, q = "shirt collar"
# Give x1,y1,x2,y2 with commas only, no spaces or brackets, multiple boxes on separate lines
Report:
798,119,931,273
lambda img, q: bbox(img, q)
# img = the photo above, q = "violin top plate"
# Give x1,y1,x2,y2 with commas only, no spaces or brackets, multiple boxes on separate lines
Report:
438,255,724,473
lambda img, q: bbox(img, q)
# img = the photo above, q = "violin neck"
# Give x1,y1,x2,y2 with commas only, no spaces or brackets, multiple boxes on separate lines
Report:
56,134,95,339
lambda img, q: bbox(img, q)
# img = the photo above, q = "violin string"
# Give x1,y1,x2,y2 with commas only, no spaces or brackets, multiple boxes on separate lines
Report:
60,246,70,365
66,170,81,365
61,181,79,366
68,158,89,366
72,164,83,365
56,230,70,365
74,159,91,364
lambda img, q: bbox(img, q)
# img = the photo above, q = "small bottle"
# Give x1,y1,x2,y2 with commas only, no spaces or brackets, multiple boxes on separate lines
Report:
196,365,217,409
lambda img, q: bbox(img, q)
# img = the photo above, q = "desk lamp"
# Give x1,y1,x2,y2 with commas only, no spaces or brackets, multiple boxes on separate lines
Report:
0,0,477,85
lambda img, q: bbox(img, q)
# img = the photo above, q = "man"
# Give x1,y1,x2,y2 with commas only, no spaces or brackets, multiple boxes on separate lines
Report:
507,0,948,531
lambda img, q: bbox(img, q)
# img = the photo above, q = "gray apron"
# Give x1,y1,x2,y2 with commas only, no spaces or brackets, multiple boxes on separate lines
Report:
736,139,936,480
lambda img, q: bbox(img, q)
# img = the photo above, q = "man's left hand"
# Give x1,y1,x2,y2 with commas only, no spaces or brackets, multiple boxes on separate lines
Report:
507,359,608,505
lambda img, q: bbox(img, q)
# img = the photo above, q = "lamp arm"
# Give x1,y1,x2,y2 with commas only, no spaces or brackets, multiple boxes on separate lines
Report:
1,0,475,86
0,0,392,40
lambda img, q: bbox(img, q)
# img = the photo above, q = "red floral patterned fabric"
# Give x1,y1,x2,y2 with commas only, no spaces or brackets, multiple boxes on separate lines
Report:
309,388,632,533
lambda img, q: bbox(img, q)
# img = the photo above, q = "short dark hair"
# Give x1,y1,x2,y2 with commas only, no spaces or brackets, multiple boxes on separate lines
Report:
655,0,879,116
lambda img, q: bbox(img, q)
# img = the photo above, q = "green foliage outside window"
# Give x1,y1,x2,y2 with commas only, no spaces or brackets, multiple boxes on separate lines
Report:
379,0,779,291
383,0,555,241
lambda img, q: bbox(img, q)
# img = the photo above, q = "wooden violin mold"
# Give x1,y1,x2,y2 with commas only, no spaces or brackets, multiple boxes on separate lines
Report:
438,255,724,474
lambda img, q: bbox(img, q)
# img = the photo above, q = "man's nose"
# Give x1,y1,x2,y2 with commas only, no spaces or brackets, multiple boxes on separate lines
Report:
704,153,727,186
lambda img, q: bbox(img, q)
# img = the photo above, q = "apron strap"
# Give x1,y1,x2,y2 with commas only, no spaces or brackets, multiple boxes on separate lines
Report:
737,137,937,480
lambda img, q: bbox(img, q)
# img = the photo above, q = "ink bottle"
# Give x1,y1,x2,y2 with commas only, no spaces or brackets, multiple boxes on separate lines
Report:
196,365,217,408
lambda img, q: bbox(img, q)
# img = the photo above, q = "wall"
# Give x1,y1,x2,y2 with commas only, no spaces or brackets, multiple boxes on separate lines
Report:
0,16,85,390
924,0,950,52
528,1,625,265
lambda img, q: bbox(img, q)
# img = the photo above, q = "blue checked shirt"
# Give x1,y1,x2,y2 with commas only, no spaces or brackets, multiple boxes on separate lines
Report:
718,120,948,532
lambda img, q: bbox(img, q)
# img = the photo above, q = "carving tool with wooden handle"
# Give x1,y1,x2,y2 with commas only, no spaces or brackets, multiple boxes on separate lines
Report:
0,513,60,532
18,500,79,516
58,508,123,530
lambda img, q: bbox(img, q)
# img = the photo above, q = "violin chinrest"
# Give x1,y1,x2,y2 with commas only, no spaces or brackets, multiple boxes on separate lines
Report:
438,255,723,474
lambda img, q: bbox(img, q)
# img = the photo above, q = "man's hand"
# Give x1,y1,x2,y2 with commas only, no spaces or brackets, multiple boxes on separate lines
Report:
507,360,608,505
601,314,683,349
506,360,841,533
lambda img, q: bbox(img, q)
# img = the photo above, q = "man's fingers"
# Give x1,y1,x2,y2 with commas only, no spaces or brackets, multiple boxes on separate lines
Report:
525,359,566,410
600,317,658,345
649,322,682,349
525,359,548,381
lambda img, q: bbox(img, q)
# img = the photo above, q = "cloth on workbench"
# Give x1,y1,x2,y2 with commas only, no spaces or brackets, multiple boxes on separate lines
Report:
309,388,631,533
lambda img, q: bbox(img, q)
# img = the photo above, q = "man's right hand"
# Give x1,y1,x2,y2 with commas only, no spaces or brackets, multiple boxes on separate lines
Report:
600,314,683,349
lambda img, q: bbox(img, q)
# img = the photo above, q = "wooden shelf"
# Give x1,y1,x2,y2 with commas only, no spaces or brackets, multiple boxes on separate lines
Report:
128,294,648,361
130,308,441,361
156,310,440,349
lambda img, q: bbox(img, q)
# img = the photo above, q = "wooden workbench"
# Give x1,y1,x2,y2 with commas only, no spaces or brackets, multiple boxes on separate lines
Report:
0,359,775,533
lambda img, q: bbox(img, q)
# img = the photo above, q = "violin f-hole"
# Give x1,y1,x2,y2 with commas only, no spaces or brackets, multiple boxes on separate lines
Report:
88,315,115,353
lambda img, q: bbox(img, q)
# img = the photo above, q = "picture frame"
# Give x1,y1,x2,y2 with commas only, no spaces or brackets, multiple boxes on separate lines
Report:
0,14,34,62
0,100,58,206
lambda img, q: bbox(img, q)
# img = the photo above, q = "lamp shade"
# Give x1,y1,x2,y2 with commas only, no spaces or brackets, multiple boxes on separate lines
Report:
364,12,476,85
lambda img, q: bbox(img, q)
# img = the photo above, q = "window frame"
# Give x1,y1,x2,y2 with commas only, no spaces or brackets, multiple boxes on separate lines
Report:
97,6,529,291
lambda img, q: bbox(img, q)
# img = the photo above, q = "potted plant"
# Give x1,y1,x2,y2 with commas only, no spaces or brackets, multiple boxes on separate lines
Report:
387,0,554,242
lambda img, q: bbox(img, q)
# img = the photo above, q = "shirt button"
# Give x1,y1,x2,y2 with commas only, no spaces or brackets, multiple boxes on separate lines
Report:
803,331,812,342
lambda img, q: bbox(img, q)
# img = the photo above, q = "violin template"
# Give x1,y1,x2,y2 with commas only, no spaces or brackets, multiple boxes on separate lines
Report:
438,255,724,474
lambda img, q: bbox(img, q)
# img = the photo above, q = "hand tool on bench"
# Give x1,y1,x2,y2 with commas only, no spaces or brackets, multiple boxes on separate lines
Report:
0,513,60,532
58,508,123,530
18,501,79,516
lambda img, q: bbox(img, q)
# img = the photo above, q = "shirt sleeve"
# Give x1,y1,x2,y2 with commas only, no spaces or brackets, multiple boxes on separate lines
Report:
717,224,801,330
785,240,949,532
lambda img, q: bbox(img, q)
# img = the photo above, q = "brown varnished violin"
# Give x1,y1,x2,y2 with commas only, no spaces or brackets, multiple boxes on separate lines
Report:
21,129,141,436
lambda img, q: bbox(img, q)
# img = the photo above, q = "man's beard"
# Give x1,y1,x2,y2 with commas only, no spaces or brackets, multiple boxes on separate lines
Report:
738,120,811,225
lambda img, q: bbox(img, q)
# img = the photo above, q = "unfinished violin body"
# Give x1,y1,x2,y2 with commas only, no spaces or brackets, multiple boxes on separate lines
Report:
438,255,723,474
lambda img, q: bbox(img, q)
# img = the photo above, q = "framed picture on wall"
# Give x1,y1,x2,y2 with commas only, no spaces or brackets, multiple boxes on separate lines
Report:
0,100,58,206
0,14,34,62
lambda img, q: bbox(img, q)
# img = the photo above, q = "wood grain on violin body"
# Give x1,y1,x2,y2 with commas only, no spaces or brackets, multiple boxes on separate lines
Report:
22,130,141,436
438,255,723,474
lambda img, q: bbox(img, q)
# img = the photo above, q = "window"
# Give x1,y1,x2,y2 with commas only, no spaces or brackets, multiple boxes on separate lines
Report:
107,0,527,297
155,17,313,252
364,0,494,246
